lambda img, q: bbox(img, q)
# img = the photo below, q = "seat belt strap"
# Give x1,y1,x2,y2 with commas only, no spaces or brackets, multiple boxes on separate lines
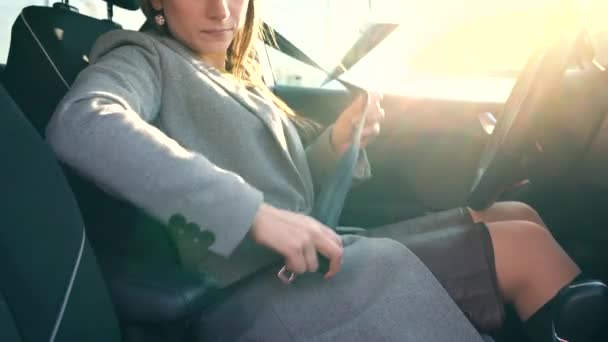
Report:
266,24,371,282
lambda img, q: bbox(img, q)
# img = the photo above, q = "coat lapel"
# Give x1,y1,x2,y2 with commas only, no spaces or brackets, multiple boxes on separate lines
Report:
154,33,312,196
281,116,313,180
157,36,275,129
157,36,288,147
280,114,315,203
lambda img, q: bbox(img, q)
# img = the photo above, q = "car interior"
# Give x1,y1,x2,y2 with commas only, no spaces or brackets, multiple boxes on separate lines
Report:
2,0,608,341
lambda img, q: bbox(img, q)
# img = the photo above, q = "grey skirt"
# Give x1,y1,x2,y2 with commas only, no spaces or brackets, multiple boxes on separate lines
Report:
195,235,486,342
366,207,505,333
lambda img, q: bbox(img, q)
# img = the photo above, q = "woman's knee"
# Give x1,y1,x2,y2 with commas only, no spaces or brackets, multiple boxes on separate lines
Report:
473,201,545,228
359,237,412,265
504,201,544,227
486,220,580,314
486,221,556,297
488,220,554,258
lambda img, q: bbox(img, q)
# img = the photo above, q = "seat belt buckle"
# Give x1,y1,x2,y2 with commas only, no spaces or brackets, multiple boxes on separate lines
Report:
278,265,296,284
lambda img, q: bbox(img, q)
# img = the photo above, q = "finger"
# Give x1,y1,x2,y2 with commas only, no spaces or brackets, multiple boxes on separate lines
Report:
368,91,383,104
365,106,386,122
314,236,343,279
376,107,386,121
360,125,381,148
323,227,342,247
285,250,307,275
371,95,385,119
347,94,380,130
362,123,381,138
363,116,382,133
345,94,367,119
303,244,319,273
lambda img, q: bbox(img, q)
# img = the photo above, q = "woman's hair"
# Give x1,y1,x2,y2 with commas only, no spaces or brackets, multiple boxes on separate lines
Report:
137,0,323,144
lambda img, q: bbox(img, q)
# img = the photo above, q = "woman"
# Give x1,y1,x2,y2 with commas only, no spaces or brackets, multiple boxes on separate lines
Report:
46,0,605,340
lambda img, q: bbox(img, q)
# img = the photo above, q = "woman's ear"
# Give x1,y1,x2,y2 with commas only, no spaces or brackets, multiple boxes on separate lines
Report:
150,0,163,11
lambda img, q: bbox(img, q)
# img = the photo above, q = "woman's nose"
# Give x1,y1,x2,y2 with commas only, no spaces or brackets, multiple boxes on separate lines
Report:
207,0,230,20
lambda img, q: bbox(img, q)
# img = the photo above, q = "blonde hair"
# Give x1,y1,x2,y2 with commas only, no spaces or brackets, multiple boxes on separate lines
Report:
136,0,298,118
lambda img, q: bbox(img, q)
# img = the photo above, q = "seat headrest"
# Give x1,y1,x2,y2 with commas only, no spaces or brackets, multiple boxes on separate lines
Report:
3,5,121,133
104,0,140,11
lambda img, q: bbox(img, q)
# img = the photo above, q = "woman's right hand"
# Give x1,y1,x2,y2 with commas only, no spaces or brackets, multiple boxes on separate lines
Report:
250,203,344,279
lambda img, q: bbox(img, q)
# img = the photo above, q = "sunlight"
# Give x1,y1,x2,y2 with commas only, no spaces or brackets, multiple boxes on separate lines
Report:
347,0,605,100
358,0,584,78
262,0,608,98
405,6,579,76
266,0,581,73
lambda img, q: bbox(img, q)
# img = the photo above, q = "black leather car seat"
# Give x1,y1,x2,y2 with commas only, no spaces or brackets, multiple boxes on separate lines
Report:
2,2,217,341
3,1,125,134
2,0,181,262
0,82,122,342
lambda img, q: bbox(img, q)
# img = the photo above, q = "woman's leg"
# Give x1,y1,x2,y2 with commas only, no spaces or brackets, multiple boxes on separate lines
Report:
368,204,604,339
484,220,580,320
469,202,582,319
484,220,608,342
195,236,486,342
469,201,546,228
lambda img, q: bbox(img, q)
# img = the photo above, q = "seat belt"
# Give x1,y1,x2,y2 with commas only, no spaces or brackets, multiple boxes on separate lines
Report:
278,96,369,283
264,24,371,283
261,22,364,94
310,96,370,230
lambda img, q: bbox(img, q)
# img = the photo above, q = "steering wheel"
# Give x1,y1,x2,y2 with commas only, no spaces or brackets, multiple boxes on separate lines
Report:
468,30,593,210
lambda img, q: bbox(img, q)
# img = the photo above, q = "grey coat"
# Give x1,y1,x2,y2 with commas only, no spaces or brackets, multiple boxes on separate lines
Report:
46,29,486,341
47,29,370,286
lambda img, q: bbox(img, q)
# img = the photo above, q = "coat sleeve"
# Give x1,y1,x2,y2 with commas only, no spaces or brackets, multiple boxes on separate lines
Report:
305,124,372,191
46,37,263,258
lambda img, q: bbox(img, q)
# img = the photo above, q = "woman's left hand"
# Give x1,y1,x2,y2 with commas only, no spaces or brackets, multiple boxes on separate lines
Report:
331,92,385,156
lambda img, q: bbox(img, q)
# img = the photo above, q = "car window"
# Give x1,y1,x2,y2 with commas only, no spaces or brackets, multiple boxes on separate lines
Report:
0,1,46,63
261,0,371,90
0,1,145,64
262,0,608,100
69,0,145,29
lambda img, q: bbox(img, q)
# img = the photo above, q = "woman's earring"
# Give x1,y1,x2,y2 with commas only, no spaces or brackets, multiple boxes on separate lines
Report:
154,13,166,26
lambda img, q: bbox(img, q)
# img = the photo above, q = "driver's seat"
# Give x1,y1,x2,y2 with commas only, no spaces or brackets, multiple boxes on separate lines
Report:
2,1,217,340
0,82,121,341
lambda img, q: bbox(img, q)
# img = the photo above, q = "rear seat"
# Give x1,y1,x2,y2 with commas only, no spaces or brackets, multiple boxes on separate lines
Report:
3,1,218,340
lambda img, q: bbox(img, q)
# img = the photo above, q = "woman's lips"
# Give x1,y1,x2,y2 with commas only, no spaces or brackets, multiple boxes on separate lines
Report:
201,28,233,36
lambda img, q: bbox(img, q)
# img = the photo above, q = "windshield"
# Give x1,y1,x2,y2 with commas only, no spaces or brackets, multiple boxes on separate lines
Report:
262,0,608,100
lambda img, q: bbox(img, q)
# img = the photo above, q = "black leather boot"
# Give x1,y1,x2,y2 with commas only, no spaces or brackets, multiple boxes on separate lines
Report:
524,275,608,342
552,279,608,341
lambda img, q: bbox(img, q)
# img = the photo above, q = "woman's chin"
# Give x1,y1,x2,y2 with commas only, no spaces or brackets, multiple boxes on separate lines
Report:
196,43,232,56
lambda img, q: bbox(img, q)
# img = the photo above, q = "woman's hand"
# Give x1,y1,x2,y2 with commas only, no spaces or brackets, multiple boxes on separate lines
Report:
250,203,344,279
331,92,385,156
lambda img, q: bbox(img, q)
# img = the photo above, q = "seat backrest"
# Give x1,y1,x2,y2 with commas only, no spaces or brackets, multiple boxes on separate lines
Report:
2,2,122,134
0,82,121,341
3,0,184,273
